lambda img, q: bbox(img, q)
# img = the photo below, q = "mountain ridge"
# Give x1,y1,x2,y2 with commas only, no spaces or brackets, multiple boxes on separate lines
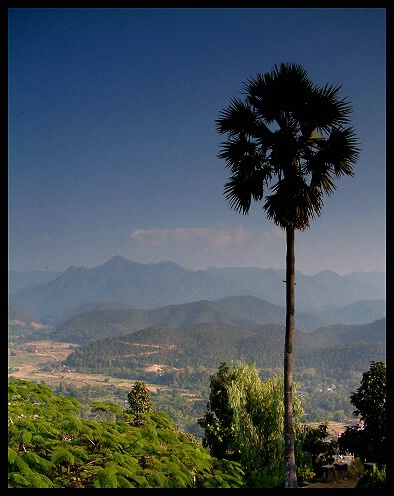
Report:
51,294,333,345
9,255,385,324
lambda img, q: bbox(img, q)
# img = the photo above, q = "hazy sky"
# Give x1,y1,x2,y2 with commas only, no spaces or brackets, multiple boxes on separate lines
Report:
8,8,386,275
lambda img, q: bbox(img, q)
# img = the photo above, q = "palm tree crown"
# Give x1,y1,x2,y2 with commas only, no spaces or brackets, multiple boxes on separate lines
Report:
216,62,360,230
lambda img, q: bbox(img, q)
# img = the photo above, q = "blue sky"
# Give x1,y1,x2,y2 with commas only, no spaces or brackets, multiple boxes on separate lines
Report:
8,8,386,275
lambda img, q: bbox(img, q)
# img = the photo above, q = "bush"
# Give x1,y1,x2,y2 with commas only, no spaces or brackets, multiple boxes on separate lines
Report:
356,465,386,488
245,464,284,488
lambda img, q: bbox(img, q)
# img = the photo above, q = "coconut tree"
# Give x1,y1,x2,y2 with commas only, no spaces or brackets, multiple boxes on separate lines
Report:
216,62,360,487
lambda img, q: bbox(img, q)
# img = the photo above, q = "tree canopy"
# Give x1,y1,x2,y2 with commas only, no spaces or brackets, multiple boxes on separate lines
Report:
198,361,304,487
8,379,244,488
216,62,360,230
126,380,154,415
338,361,386,466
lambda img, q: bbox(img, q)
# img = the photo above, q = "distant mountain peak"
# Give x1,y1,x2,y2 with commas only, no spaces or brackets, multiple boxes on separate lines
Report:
314,269,340,277
100,255,134,266
10,257,385,325
65,265,83,271
63,265,88,276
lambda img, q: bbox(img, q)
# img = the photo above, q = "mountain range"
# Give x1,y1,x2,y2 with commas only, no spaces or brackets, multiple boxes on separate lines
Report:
51,294,385,345
9,255,385,326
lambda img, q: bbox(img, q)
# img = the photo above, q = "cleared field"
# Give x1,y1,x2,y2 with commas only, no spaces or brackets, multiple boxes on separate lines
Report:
306,421,349,438
8,340,162,393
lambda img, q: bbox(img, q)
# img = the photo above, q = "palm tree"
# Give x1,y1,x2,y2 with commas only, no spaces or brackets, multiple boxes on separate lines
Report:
216,62,360,488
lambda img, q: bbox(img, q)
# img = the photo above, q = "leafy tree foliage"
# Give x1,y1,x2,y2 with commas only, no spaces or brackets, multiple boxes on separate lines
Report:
198,362,304,487
8,379,244,488
197,363,235,460
350,361,386,432
338,361,386,466
356,464,386,488
126,380,154,415
297,423,336,477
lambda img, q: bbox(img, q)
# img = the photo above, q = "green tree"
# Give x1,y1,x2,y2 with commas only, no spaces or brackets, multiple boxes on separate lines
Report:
216,62,360,487
356,465,386,489
126,380,154,415
338,361,386,466
298,423,336,476
197,363,235,460
198,362,303,487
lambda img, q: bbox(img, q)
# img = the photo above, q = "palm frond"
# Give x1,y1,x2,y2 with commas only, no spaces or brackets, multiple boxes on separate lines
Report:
324,126,360,176
216,98,256,137
217,136,259,172
304,126,359,183
263,177,322,230
244,63,314,125
306,85,353,134
224,169,266,214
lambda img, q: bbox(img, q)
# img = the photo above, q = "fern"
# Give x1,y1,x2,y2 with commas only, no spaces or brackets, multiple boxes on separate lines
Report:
10,454,33,475
156,427,178,444
126,471,148,486
21,431,32,444
8,472,29,488
93,466,118,488
147,470,171,488
140,424,159,444
16,418,36,431
60,417,83,435
8,447,18,464
22,473,56,488
116,475,135,488
20,451,53,472
114,452,140,470
63,442,90,461
171,469,193,488
32,419,54,434
51,448,75,466
8,379,245,488
31,434,45,447
101,430,121,446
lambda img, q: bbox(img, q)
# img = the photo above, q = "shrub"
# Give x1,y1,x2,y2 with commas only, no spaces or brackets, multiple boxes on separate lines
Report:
356,465,386,488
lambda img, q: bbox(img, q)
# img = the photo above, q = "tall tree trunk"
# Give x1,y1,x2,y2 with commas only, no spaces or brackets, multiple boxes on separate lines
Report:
284,226,297,488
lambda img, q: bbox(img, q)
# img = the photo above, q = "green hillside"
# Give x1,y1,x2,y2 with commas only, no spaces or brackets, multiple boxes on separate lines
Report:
63,320,386,382
311,299,385,324
50,296,331,345
311,318,385,343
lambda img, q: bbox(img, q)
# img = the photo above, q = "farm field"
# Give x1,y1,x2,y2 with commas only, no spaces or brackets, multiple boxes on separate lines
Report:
8,339,162,394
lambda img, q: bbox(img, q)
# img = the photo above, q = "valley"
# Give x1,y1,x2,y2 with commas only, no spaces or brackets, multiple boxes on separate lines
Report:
8,259,386,439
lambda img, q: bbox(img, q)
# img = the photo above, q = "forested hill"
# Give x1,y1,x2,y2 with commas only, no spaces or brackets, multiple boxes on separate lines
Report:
51,295,330,345
8,303,37,326
63,319,386,380
311,318,386,343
